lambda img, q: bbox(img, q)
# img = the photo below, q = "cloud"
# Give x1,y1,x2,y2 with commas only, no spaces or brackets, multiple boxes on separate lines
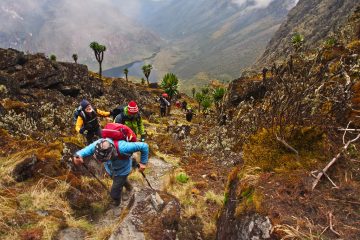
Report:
232,0,274,9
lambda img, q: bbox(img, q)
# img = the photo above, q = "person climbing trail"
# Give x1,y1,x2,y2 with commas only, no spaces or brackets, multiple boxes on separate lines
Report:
181,100,188,112
158,93,170,117
186,107,194,122
73,138,148,206
113,101,146,142
75,99,111,144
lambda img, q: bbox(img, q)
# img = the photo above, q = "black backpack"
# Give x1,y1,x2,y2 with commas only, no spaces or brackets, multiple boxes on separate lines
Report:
73,106,86,123
110,105,126,118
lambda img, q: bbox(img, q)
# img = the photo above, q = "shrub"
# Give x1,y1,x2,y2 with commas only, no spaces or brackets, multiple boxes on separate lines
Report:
176,172,189,183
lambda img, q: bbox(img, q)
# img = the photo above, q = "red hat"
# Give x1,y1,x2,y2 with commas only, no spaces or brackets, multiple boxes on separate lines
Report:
162,93,168,98
127,101,139,114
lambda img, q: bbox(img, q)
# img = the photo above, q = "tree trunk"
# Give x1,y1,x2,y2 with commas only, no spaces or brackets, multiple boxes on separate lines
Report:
146,77,150,85
125,74,128,81
99,63,102,80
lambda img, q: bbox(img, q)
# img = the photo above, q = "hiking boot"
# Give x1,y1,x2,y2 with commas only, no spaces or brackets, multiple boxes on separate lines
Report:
122,191,130,201
111,199,120,207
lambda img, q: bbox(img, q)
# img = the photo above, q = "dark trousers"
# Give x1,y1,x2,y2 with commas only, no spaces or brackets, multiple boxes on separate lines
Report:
160,107,166,117
110,175,131,203
85,127,102,144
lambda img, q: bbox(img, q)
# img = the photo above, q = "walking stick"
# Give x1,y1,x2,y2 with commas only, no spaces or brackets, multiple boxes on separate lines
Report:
82,163,109,193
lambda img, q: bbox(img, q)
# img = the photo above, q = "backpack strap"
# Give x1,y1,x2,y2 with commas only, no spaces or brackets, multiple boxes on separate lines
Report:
113,140,128,160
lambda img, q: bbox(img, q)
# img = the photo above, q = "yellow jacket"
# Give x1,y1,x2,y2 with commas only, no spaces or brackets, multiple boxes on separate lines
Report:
75,109,110,133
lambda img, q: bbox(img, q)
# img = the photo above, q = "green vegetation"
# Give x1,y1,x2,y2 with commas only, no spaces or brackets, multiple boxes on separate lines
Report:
89,41,106,79
212,87,226,112
291,32,304,52
50,54,56,61
324,38,337,48
242,127,327,172
161,73,179,100
142,64,152,85
176,172,189,183
123,68,129,81
141,78,145,85
72,53,78,63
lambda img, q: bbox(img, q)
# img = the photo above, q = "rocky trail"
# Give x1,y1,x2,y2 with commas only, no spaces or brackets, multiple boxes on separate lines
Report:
57,109,187,240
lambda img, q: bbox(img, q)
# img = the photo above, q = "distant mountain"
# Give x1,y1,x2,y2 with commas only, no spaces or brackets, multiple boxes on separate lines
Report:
257,0,359,67
142,0,298,84
0,0,163,70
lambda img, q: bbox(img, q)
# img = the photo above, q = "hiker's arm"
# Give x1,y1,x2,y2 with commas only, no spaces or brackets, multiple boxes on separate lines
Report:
96,109,111,117
75,116,84,133
75,140,99,158
120,141,149,165
138,117,145,135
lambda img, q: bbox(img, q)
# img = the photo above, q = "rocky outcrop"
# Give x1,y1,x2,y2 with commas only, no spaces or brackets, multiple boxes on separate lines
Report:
0,48,102,99
226,77,266,107
257,0,360,68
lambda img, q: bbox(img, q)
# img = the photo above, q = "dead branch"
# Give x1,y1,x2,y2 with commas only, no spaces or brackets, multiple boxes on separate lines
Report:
329,212,341,236
275,133,299,155
312,123,360,190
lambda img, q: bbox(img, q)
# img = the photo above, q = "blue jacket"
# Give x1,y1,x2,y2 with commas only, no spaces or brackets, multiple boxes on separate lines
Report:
76,138,149,176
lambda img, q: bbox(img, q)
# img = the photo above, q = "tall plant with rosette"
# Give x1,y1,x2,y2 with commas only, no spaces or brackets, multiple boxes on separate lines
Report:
90,41,106,79
161,73,179,114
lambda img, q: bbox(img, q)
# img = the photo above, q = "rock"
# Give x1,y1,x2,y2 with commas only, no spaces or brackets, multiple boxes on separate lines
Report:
161,200,181,229
150,192,165,211
167,125,191,140
12,155,38,182
226,77,266,107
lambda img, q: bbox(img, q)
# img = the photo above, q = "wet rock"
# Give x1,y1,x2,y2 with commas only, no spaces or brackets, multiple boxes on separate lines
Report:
12,155,38,182
55,228,85,240
167,125,191,140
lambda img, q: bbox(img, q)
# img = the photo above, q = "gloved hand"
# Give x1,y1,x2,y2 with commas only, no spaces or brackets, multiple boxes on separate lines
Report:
140,134,146,142
80,127,88,135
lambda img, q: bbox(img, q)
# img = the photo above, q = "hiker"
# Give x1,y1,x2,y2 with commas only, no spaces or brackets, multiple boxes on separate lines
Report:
181,100,187,112
73,138,148,206
113,101,146,142
158,93,170,117
185,107,194,122
75,99,111,144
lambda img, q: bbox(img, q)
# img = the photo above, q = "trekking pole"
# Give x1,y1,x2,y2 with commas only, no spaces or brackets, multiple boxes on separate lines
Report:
82,163,109,193
137,163,155,191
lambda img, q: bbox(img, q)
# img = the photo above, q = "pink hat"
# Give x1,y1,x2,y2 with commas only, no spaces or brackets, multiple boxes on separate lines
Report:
128,101,139,114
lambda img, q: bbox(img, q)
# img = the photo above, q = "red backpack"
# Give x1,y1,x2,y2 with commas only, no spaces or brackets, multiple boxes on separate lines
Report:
101,123,137,159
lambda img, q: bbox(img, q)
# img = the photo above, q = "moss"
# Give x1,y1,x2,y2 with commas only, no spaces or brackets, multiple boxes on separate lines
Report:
242,127,327,172
346,40,360,51
234,186,263,216
1,98,29,110
35,142,63,161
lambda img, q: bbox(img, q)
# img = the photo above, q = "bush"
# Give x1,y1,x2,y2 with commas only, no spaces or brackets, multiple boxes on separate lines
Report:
176,172,189,183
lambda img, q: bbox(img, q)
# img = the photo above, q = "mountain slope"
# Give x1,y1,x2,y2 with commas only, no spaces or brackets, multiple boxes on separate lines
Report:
257,0,359,67
144,0,297,85
0,0,162,70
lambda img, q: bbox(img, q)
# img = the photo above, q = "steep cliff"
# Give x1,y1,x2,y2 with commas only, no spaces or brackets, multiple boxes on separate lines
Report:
215,6,360,239
256,0,359,68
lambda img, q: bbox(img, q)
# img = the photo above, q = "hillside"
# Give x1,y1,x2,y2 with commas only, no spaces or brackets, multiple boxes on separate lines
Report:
0,0,162,70
256,0,359,68
1,2,360,240
142,0,298,91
